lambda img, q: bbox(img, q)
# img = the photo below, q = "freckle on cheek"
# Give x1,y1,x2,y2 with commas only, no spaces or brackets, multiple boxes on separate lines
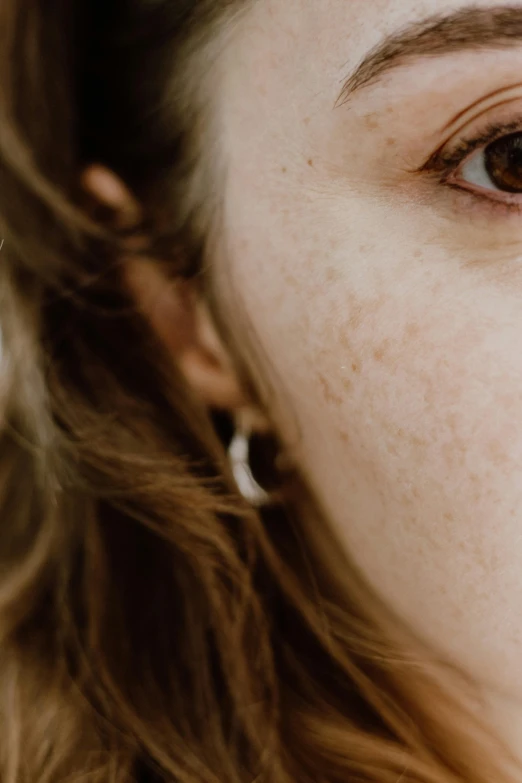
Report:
284,271,298,288
487,438,510,467
318,372,343,406
405,322,421,338
342,310,363,332
364,113,379,130
372,339,391,363
325,266,340,282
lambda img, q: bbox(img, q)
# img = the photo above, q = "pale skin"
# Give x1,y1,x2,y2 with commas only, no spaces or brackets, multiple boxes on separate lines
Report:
84,0,522,767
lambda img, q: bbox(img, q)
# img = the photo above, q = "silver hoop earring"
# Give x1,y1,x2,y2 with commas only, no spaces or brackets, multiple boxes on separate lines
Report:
228,420,272,507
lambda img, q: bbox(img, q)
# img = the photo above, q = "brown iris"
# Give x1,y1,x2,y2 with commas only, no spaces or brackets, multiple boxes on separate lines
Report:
484,132,522,193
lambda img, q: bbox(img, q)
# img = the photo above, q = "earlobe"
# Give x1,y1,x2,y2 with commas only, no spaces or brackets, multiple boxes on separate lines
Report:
177,347,247,410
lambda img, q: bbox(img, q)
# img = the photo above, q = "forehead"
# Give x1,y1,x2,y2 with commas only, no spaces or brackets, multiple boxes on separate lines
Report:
227,0,516,91
214,0,522,184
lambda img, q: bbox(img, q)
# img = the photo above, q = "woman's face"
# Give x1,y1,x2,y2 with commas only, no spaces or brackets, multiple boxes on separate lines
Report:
215,0,522,741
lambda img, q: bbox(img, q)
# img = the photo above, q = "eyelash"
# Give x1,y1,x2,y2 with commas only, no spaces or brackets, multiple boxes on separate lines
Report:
420,117,522,213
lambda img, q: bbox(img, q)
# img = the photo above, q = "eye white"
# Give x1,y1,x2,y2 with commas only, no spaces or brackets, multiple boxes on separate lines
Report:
459,148,498,190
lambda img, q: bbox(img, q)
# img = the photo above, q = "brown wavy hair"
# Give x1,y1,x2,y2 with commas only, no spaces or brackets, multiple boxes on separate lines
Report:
0,1,520,781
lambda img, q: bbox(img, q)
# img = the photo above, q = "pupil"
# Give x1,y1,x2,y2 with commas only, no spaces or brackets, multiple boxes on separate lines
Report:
485,132,522,193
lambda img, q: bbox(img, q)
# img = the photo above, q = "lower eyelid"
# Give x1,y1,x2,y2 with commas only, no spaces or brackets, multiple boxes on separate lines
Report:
444,180,522,217
417,168,522,220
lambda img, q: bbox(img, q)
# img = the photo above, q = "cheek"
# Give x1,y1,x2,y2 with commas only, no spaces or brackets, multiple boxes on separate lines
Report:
225,204,522,698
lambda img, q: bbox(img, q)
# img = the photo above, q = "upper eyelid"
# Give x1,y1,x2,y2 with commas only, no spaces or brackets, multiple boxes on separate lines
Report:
417,118,522,175
415,90,522,174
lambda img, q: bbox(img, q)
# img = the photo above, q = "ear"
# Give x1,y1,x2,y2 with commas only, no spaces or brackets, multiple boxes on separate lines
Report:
125,257,248,411
81,164,269,428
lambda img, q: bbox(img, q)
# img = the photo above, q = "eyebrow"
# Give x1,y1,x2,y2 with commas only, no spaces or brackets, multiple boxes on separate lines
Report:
337,6,522,106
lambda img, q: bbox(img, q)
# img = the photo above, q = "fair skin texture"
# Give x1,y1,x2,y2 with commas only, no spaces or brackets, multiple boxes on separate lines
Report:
84,0,522,767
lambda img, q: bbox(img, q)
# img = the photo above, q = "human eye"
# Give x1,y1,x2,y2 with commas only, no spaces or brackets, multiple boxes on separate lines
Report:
420,118,522,212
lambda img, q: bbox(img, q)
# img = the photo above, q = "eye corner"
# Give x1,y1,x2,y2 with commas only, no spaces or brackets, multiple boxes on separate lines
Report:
417,146,458,177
